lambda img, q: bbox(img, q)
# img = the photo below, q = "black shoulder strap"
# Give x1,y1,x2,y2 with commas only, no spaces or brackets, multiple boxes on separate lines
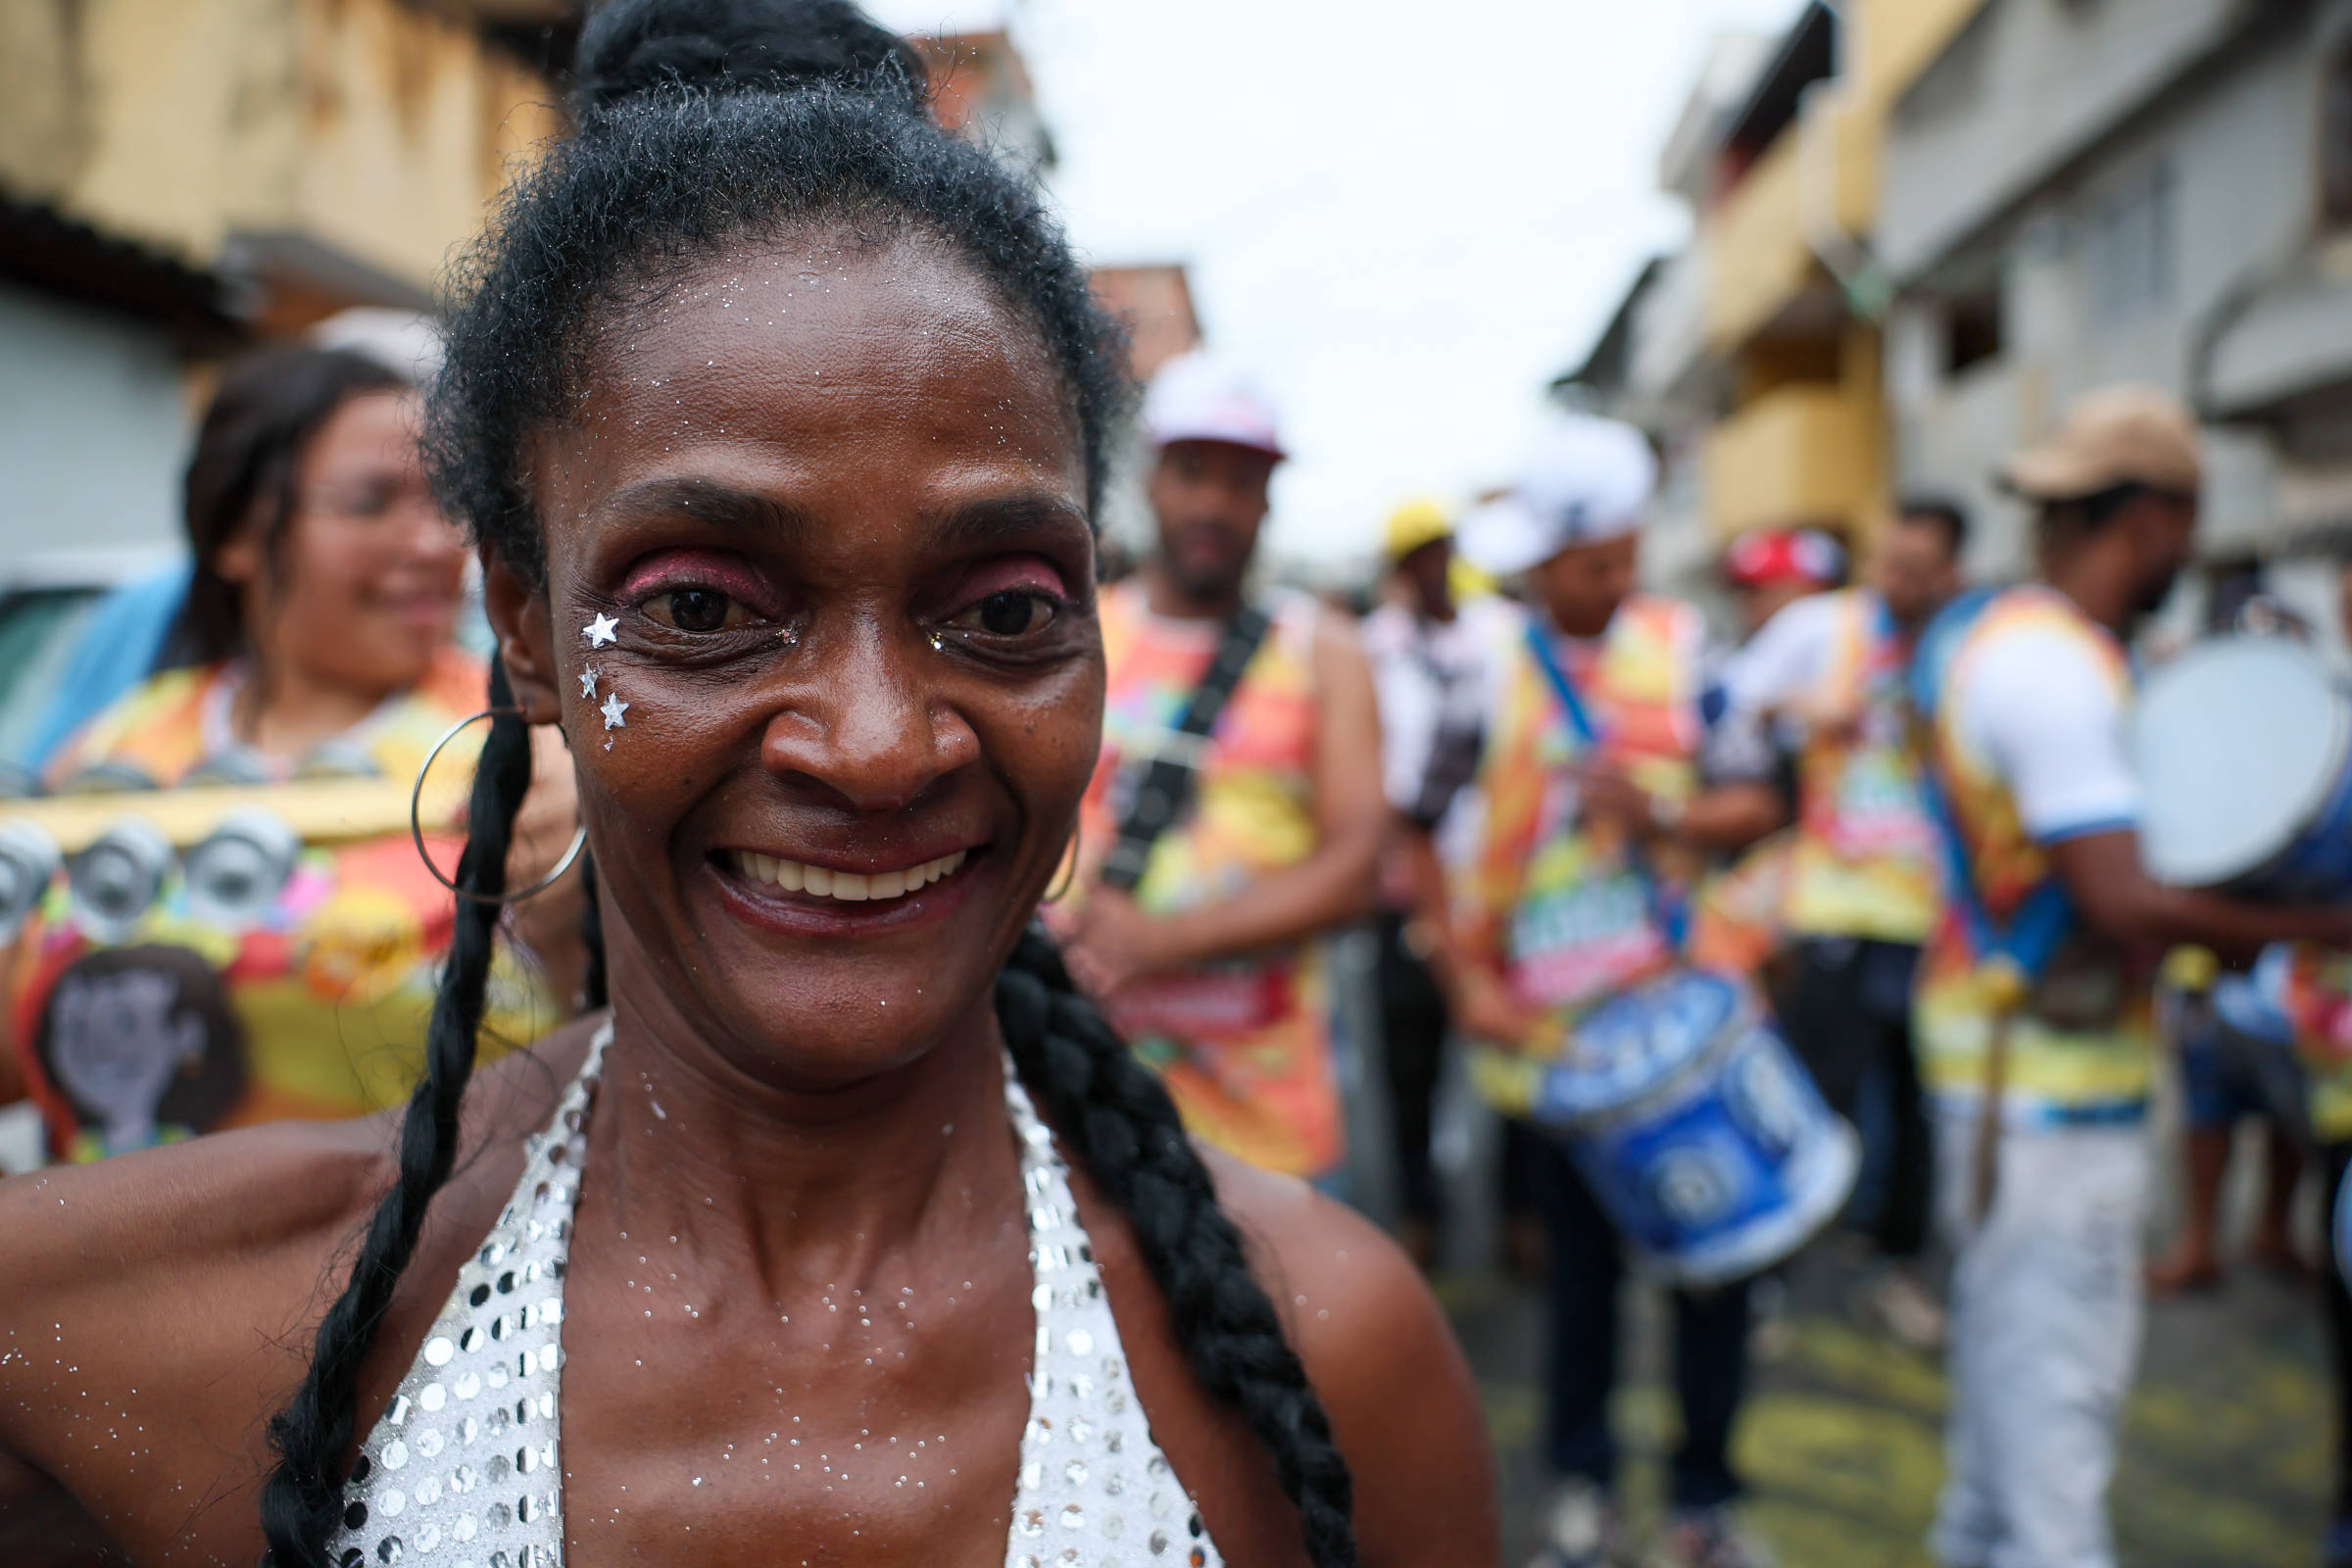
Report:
1099,603,1274,892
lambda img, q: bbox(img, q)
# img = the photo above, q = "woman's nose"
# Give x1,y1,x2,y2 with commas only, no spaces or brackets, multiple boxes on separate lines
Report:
759,624,980,812
401,504,467,562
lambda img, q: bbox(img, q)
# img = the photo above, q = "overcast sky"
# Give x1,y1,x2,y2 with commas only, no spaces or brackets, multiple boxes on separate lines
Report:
868,0,1807,569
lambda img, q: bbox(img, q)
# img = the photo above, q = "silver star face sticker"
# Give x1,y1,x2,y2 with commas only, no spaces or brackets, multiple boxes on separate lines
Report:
600,691,629,730
583,612,619,648
578,665,600,700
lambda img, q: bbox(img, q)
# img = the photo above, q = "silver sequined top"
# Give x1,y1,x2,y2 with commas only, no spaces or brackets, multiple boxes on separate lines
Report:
331,1021,1226,1568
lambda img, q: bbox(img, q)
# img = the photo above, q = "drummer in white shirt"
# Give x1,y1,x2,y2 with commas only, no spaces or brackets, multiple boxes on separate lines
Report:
1913,386,2352,1568
1713,503,1966,1348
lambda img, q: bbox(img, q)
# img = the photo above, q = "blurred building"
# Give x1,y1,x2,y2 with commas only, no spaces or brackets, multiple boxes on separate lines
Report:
1086,262,1203,564
1090,263,1202,386
1563,0,1986,605
0,0,565,564
1555,31,1773,601
1882,0,2352,613
1691,0,1987,555
920,28,1056,174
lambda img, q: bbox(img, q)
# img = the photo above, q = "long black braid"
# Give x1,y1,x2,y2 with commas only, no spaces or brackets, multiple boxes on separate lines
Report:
998,931,1357,1565
260,2,1357,1564
260,664,534,1562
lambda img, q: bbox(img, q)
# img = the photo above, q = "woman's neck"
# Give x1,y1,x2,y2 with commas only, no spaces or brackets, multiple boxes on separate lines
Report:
232,657,395,760
582,984,1023,1305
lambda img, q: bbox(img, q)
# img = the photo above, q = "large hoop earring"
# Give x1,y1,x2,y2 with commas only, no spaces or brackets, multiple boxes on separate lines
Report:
1042,821,1081,904
411,708,587,906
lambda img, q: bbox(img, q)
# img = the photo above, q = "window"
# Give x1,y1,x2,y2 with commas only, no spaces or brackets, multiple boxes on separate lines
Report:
2084,162,2174,328
2325,39,2352,228
1945,287,2004,376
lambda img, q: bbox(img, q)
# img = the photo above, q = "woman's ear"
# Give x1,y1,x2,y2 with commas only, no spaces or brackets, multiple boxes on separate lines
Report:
214,525,264,589
485,553,563,726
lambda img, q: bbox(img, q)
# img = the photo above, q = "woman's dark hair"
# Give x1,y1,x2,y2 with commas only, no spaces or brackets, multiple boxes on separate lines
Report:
260,4,1356,1566
174,345,409,667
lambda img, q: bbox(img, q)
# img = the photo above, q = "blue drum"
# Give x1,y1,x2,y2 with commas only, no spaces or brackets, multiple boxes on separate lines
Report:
2137,637,2352,900
1532,968,1858,1286
2337,1160,2352,1297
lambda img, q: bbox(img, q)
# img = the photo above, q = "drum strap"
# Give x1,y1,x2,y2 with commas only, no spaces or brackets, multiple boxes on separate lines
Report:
1521,620,1690,950
1914,760,2074,980
1906,592,2077,980
1100,603,1273,894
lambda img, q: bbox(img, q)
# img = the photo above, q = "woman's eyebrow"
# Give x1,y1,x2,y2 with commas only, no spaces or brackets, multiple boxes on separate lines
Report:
928,493,1091,553
590,477,812,540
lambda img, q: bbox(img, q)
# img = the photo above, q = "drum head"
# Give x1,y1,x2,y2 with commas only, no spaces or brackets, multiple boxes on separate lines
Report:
1544,969,1741,1120
2135,638,2350,888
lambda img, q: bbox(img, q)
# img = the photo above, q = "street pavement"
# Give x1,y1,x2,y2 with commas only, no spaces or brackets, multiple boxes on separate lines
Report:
1441,1240,2330,1566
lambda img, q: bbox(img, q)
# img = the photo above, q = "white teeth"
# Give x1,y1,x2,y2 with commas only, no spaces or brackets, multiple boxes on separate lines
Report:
730,848,967,902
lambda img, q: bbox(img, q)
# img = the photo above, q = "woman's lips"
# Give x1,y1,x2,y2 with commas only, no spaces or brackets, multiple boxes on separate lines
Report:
723,847,968,903
704,844,989,938
372,592,461,628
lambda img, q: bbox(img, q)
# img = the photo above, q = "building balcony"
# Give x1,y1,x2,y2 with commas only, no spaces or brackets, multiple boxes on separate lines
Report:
1706,130,1815,354
4,0,558,319
1703,94,1880,355
1701,381,1885,541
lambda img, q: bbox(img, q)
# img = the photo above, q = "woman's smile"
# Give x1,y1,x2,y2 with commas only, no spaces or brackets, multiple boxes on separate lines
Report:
706,840,986,936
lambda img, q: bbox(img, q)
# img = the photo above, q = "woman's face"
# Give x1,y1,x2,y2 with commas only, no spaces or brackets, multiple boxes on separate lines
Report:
495,234,1102,1084
224,390,466,697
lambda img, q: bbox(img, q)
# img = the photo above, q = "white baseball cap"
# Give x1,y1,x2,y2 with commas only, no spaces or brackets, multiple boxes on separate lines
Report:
1141,352,1286,460
1456,413,1656,575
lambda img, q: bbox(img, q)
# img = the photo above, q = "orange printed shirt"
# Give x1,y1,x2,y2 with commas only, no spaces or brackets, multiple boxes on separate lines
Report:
47,648,491,790
17,649,559,1157
1783,589,1941,943
1066,583,1341,1179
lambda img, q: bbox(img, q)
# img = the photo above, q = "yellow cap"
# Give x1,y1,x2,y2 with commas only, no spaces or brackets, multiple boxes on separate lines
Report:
2161,945,2221,993
1383,497,1454,562
1449,556,1496,602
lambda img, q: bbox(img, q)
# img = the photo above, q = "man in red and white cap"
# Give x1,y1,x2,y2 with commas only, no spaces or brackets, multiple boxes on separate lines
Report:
1057,354,1385,1188
1722,526,1846,639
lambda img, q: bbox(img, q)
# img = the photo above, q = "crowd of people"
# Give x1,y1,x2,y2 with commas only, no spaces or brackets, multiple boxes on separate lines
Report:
1067,358,2352,1568
1,4,2350,1567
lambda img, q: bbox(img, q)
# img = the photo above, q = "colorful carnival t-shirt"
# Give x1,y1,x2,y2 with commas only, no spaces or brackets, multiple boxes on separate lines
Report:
1914,586,2153,1126
1723,587,1940,946
17,649,559,1158
1067,582,1340,1179
1455,594,1712,1114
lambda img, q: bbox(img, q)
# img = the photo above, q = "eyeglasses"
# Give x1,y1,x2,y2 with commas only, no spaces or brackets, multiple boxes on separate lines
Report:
300,480,444,523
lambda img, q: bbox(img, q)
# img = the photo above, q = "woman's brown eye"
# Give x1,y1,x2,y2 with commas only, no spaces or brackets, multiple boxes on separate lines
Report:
662,588,733,633
974,591,1051,637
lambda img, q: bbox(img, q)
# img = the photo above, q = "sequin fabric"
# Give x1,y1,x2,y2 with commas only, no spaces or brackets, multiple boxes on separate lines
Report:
1004,1072,1224,1568
331,1027,1223,1568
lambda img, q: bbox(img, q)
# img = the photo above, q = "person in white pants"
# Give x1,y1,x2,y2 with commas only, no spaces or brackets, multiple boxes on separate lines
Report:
1914,386,2352,1568
1932,1124,2147,1567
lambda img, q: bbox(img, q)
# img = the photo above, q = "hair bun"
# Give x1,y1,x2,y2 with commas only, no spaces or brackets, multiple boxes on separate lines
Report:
571,0,928,117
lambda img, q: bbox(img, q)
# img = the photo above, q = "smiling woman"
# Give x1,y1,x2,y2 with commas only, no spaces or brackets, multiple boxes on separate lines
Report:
0,2,1495,1567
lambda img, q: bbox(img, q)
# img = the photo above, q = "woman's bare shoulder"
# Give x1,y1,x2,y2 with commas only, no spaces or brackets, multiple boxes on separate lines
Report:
1,1116,383,1299
0,1023,589,1313
0,1025,596,1561
1203,1149,1501,1567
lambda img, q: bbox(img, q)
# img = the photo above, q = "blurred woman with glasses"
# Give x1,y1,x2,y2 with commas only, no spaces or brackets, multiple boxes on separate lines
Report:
5,345,580,1160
